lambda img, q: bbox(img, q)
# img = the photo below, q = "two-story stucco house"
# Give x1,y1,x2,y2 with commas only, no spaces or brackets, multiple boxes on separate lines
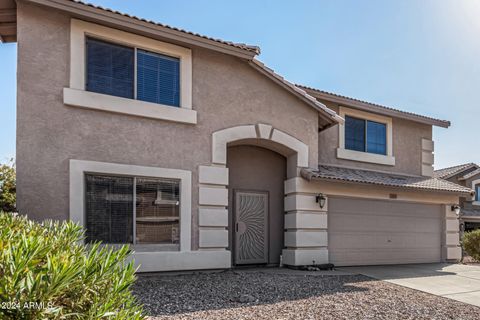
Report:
434,163,480,232
1,0,473,272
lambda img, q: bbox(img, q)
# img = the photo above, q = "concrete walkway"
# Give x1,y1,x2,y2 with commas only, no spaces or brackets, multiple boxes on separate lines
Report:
339,263,480,307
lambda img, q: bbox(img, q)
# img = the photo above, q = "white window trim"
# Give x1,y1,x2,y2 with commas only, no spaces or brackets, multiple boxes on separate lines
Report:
69,159,192,252
472,179,480,205
67,19,196,124
337,106,395,166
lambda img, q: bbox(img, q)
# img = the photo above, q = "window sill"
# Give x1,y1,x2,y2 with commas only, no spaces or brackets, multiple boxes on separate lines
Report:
336,148,395,166
63,88,197,124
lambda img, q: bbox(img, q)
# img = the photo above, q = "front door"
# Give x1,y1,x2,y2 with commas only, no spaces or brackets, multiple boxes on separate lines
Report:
234,190,269,265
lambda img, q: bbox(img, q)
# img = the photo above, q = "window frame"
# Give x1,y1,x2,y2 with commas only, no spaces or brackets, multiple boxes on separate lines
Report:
84,173,182,249
70,159,192,252
65,19,196,124
344,116,387,155
338,106,395,166
472,179,480,204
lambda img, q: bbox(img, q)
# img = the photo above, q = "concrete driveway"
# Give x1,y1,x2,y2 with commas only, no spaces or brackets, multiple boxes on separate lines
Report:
339,263,480,307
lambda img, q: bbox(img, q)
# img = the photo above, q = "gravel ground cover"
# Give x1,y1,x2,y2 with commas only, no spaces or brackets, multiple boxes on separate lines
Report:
133,270,480,320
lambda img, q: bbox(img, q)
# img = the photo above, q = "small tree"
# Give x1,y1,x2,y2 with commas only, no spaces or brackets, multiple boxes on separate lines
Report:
463,229,480,262
0,159,16,212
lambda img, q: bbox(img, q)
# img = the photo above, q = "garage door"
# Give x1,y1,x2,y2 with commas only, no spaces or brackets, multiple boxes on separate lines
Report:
329,197,442,266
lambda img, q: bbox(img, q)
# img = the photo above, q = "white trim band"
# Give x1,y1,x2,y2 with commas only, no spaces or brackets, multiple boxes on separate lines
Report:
64,88,197,124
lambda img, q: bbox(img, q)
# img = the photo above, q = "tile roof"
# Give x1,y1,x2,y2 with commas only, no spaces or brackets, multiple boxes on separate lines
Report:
301,165,473,194
67,0,260,54
459,168,480,181
298,84,450,128
433,163,478,179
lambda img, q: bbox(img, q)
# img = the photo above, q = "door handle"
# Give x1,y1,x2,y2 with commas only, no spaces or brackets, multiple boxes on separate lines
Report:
235,222,239,232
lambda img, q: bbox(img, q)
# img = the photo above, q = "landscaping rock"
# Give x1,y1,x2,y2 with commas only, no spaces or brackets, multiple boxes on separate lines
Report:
133,270,480,319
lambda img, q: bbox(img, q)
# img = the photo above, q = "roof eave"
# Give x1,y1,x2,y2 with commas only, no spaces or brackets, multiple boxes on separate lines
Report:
23,0,259,60
0,0,17,43
304,176,473,195
300,85,451,128
301,169,473,195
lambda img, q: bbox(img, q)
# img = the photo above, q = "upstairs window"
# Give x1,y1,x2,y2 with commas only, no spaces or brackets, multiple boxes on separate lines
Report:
345,115,387,155
137,50,180,106
86,38,134,99
86,37,180,107
476,184,480,202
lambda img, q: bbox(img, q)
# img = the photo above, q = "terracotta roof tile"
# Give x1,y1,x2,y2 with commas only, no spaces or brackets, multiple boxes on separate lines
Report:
302,165,473,194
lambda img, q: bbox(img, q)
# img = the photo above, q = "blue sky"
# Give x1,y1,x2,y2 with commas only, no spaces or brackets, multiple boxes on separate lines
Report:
0,0,479,168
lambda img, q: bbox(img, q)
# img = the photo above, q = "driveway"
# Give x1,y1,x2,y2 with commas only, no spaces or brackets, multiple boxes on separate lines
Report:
339,263,480,307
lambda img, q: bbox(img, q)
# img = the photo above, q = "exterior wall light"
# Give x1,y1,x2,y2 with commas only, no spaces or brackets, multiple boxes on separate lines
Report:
316,193,327,209
451,204,461,216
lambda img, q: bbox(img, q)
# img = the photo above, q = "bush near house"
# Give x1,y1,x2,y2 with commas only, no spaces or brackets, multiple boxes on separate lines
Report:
463,229,480,262
0,160,16,212
0,212,145,320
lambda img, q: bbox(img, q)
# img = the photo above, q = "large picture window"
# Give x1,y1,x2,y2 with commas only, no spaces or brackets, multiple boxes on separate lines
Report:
85,174,180,248
345,115,387,155
86,37,180,107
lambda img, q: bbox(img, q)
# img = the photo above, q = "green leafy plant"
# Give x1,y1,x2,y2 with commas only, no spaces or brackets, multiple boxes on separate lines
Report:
0,212,145,319
463,229,480,262
0,159,16,212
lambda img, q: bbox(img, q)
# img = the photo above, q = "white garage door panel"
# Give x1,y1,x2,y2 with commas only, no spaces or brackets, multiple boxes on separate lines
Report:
329,197,442,266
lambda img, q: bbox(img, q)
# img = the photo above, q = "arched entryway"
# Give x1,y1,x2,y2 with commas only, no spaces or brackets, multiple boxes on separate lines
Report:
227,145,286,265
197,123,311,268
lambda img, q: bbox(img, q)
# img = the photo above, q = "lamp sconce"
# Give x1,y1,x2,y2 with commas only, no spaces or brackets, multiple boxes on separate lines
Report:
316,193,327,209
451,204,461,216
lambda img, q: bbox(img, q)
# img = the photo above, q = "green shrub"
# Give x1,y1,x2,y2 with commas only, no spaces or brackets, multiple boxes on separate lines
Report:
463,229,480,262
0,212,145,319
0,159,16,212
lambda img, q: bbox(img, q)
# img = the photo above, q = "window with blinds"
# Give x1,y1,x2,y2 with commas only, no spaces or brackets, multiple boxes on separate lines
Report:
137,50,180,107
85,37,181,107
85,174,180,247
85,175,134,244
86,38,134,99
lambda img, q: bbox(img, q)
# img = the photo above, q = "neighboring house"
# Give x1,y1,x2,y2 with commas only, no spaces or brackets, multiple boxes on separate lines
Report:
1,0,473,272
434,163,480,232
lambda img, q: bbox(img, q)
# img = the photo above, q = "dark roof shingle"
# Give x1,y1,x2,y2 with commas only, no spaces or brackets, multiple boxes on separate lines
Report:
302,165,473,194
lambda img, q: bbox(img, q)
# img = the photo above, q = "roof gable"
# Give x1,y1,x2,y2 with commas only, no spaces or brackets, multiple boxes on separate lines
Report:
17,0,342,127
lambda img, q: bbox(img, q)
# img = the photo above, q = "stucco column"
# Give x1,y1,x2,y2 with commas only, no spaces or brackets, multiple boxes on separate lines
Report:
282,177,329,266
198,165,230,256
442,204,462,261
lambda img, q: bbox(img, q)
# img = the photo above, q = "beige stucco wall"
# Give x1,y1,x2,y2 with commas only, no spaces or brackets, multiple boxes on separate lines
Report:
317,101,432,176
15,2,319,250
